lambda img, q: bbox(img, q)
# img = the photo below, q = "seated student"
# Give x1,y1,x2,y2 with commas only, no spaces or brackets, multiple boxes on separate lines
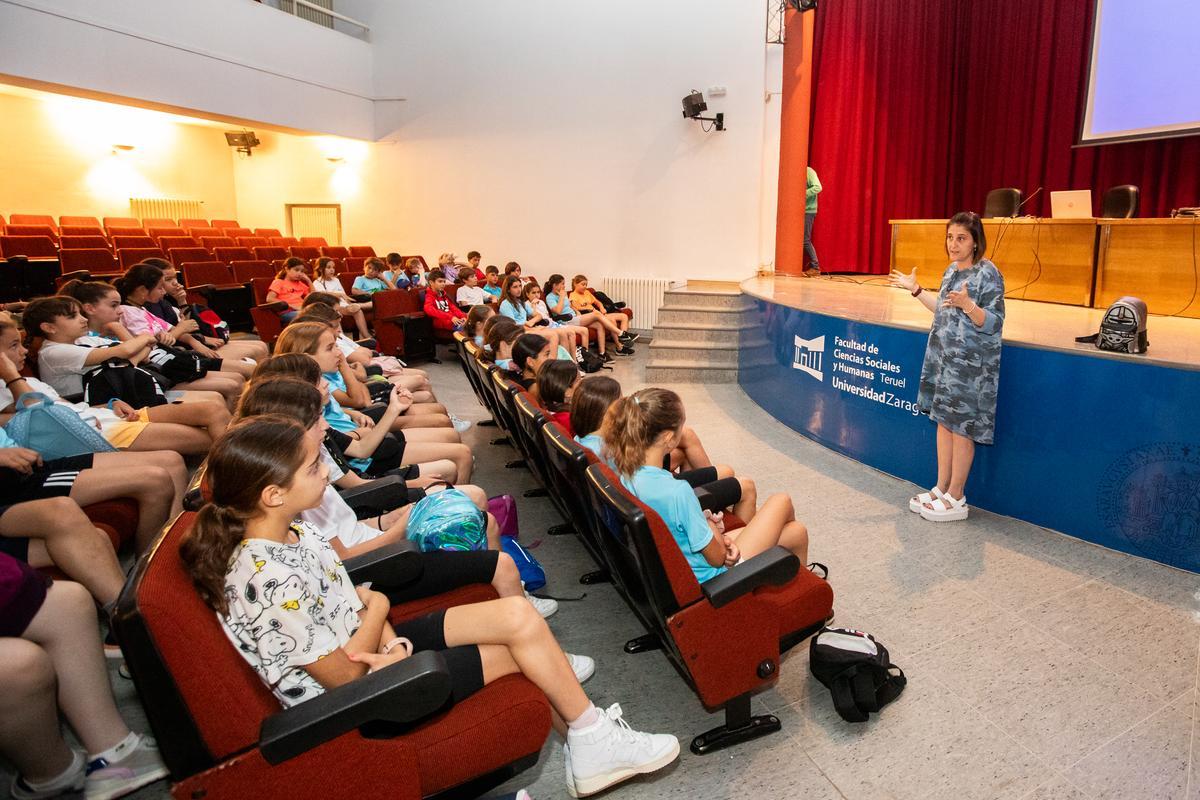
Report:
424,270,467,333
536,359,580,435
483,318,525,369
351,257,396,299
295,300,436,401
570,376,756,519
511,333,557,394
381,252,408,287
569,275,635,338
111,266,250,399
602,388,808,581
465,250,486,281
0,559,167,799
312,257,372,340
250,355,457,486
403,256,426,288
545,273,633,358
0,312,228,455
465,304,496,348
481,265,503,302
454,270,486,310
436,252,462,284
139,260,268,364
179,418,678,798
276,322,455,432
499,276,579,361
503,261,530,287
524,281,593,362
266,258,313,323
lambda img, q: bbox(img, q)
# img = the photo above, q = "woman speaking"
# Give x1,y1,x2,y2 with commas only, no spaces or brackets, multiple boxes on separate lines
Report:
890,211,1005,522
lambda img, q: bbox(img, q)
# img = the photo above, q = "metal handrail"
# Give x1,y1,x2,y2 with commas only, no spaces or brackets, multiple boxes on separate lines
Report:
272,0,369,36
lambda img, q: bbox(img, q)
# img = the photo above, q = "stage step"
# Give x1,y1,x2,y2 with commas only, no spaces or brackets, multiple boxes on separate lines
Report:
644,283,767,382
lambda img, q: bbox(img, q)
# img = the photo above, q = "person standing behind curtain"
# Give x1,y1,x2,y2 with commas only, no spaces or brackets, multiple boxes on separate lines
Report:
804,166,822,276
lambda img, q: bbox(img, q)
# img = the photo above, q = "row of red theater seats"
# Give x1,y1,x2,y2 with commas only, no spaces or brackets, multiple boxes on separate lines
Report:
0,229,330,251
1,240,379,274
1,213,266,235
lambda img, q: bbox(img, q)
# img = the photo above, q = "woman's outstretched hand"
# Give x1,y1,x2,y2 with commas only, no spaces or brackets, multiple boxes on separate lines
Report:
944,286,973,311
889,267,918,292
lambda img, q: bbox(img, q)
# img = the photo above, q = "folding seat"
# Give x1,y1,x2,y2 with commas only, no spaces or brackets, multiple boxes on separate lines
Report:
583,461,833,754
103,217,142,232
249,303,285,348
0,235,58,258
237,236,268,249
141,217,176,228
105,227,146,241
322,245,351,260
254,227,282,238
59,248,119,278
180,262,254,330
371,289,434,362
59,235,111,251
289,245,321,262
111,235,156,251
157,236,198,254
349,245,376,258
59,215,102,228
10,214,57,232
300,236,328,247
209,219,240,229
230,260,276,283
338,273,359,295
167,247,213,269
213,246,254,264
253,246,288,263
200,236,237,251
177,218,208,229
189,228,219,241
513,392,585,539
6,224,58,242
148,227,187,243
271,236,301,247
112,512,552,800
542,424,616,584
117,247,167,269
221,227,253,238
59,226,106,238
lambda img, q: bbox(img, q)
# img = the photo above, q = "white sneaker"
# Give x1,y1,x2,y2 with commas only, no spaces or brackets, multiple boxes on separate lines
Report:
565,704,680,797
567,653,595,683
451,415,473,433
11,749,85,799
525,590,558,619
85,734,168,800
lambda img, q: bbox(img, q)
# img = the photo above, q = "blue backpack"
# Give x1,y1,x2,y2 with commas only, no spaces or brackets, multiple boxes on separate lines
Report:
500,536,546,592
6,392,116,460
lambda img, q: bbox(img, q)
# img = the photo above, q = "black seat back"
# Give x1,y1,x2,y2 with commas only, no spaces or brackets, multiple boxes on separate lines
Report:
542,424,612,573
1101,184,1139,219
983,187,1022,218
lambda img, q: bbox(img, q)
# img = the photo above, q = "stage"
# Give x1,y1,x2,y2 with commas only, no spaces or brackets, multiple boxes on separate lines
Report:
738,275,1200,572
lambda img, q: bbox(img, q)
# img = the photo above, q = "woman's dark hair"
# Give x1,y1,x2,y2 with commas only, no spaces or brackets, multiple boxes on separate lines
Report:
22,296,82,339
504,261,521,274
601,388,685,477
512,333,550,375
480,316,518,361
465,304,494,338
295,302,340,325
313,256,336,278
235,378,324,427
251,353,322,384
180,416,310,615
570,375,621,437
536,359,578,413
501,275,524,303
60,280,117,307
302,291,341,308
141,257,172,272
522,282,541,301
386,252,403,266
277,257,306,279
543,273,565,297
947,211,986,264
113,263,164,302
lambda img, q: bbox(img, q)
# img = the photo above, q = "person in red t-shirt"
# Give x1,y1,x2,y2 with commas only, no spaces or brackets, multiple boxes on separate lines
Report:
423,269,467,332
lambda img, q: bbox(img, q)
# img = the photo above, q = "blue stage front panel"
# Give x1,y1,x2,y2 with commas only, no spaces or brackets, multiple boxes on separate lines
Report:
740,299,1200,572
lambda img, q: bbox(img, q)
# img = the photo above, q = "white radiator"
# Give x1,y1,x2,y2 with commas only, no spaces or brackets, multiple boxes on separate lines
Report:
288,204,342,245
129,198,204,223
597,277,672,329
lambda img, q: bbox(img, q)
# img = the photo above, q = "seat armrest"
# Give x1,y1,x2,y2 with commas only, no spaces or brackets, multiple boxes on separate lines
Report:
376,313,425,324
259,650,451,764
187,283,217,294
700,546,799,609
344,540,421,586
257,300,290,313
338,474,405,517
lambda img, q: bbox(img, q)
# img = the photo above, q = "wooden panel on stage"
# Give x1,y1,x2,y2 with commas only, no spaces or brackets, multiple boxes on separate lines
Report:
890,219,1097,306
1095,218,1200,319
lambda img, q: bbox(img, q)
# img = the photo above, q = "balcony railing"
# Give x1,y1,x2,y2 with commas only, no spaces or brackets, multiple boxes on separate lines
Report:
259,0,369,40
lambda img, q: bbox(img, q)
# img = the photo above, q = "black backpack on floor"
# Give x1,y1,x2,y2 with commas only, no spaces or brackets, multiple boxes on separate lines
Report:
810,627,906,722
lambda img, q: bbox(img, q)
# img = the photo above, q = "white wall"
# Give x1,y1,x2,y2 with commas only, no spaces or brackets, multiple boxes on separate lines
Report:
355,0,780,282
0,0,375,138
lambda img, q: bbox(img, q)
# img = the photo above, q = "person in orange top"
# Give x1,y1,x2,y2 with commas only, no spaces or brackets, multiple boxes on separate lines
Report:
266,257,313,323
423,269,467,332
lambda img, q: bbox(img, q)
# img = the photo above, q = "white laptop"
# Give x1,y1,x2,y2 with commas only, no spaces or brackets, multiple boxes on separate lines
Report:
1050,190,1093,219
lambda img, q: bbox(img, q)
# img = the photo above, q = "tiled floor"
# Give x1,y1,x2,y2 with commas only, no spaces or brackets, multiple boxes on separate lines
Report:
9,348,1197,799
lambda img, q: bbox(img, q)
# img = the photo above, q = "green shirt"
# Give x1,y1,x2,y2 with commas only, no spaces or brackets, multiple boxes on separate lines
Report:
806,166,822,214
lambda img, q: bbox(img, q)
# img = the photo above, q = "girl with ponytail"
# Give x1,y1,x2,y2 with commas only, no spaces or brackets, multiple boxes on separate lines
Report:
180,417,680,796
600,388,810,583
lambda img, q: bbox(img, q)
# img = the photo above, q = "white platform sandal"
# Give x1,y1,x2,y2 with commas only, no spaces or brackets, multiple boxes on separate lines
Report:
908,486,944,513
919,493,968,522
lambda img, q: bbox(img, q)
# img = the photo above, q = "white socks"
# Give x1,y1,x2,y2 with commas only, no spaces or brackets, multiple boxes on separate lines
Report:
90,730,138,765
22,749,84,792
567,703,601,732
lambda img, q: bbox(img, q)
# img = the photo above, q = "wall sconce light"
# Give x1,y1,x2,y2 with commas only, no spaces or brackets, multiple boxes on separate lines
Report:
326,156,345,164
112,144,135,154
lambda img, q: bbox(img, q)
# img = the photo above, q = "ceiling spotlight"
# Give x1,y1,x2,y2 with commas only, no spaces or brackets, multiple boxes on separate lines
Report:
788,0,818,10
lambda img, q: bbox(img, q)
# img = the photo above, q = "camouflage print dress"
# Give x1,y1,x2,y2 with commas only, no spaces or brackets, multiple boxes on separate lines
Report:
916,259,1005,444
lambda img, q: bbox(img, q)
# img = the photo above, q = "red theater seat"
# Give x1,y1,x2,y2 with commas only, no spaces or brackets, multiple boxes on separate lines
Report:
168,248,212,269
349,245,376,258
271,236,301,247
60,248,119,277
59,215,101,228
10,215,57,231
59,226,105,238
117,247,166,268
200,237,237,251
111,235,156,251
300,236,328,247
322,246,350,260
112,513,551,800
6,224,58,241
254,227,282,238
289,245,321,262
158,236,198,253
0,235,58,258
60,235,111,251
231,260,275,283
189,227,219,240
148,227,187,243
141,217,176,228
177,218,208,229
103,217,142,232
237,236,268,248
214,246,254,264
105,227,145,241
209,219,241,229
253,246,288,263
221,227,253,238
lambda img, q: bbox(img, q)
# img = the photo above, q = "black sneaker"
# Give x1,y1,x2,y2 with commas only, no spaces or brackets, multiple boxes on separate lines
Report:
614,345,635,356
601,352,614,363
620,331,640,344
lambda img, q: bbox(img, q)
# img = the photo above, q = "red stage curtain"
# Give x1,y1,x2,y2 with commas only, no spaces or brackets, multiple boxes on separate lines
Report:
801,0,1200,274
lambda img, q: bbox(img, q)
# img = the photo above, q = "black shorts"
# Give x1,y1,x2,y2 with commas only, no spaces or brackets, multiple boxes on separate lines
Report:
675,466,719,488
692,476,742,513
0,454,95,526
390,609,484,704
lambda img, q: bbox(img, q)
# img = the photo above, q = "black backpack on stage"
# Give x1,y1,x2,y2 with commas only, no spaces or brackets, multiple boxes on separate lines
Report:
810,627,906,722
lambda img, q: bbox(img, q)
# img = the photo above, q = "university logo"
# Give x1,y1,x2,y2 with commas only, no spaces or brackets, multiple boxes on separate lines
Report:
792,335,825,381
